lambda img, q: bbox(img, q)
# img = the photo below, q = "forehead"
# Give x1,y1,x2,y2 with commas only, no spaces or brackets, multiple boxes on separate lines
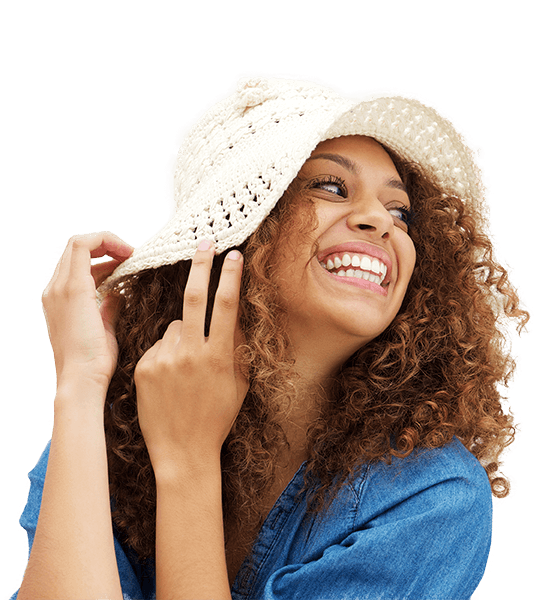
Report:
312,135,393,161
305,135,401,178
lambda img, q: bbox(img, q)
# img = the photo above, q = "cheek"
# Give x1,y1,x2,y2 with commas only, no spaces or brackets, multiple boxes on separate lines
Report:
400,235,417,281
269,236,308,299
275,219,324,276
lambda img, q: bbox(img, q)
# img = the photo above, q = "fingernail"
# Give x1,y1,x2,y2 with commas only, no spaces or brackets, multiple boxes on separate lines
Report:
227,250,241,261
197,239,212,252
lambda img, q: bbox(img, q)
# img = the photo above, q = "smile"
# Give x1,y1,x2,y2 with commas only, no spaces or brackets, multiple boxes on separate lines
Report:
319,253,388,286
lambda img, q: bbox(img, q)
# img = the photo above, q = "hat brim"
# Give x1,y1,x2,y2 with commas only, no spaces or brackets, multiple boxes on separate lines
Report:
99,78,482,293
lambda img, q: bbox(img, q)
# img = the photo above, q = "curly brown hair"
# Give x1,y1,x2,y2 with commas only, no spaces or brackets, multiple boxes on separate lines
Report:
104,145,528,562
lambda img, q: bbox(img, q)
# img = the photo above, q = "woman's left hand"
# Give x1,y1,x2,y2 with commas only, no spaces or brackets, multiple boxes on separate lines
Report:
134,241,248,478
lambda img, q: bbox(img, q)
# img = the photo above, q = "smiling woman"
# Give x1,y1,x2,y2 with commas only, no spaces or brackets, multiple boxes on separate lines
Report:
12,78,528,600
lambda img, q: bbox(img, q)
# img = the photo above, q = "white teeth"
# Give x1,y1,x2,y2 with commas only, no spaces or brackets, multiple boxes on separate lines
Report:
371,259,381,274
360,256,372,271
321,252,388,285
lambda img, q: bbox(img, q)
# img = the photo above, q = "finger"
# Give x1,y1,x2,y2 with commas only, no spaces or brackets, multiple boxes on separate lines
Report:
69,232,133,286
209,250,243,352
72,231,134,261
91,259,123,289
180,240,214,343
87,233,134,261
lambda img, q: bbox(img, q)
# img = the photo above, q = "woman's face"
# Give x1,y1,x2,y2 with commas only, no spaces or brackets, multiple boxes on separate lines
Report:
274,135,416,359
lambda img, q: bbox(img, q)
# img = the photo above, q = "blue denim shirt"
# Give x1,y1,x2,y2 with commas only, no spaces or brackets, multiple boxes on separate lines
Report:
12,437,491,600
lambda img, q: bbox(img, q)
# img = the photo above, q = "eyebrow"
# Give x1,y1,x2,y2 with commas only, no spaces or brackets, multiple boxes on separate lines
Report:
384,177,408,194
306,152,408,194
307,153,359,174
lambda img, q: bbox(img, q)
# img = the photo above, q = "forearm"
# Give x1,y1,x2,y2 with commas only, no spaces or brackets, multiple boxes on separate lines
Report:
155,459,231,600
136,242,245,599
18,384,122,600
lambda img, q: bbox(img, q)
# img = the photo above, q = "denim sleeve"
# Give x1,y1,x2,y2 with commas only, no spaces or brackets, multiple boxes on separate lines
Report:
260,443,492,600
10,441,154,600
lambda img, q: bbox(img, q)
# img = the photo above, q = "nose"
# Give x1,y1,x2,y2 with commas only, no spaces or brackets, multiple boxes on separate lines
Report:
346,197,393,240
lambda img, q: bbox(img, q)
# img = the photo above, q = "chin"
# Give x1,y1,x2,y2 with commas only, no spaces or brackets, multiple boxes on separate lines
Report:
320,310,397,352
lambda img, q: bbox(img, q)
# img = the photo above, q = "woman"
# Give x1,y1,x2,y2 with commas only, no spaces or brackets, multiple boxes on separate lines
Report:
13,78,527,600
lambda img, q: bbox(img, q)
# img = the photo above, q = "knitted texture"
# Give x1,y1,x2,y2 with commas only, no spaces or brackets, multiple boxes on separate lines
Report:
100,77,482,291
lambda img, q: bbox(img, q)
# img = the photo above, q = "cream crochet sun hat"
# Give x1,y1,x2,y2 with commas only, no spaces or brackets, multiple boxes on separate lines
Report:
100,77,482,291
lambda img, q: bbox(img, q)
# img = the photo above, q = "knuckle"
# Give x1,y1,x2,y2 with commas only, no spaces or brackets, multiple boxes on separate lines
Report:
69,232,103,250
69,234,86,248
134,362,151,385
176,351,196,370
42,280,62,304
133,360,145,378
41,284,52,301
183,288,206,308
41,289,51,309
63,279,83,297
42,289,57,310
166,320,182,332
217,291,238,311
134,358,153,381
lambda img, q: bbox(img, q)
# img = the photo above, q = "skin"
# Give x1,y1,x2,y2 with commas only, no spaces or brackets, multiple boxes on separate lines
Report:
17,136,416,599
18,232,133,600
260,136,417,512
276,135,416,385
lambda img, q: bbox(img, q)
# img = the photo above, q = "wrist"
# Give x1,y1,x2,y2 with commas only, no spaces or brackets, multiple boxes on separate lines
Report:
54,378,109,416
57,364,112,392
152,449,222,489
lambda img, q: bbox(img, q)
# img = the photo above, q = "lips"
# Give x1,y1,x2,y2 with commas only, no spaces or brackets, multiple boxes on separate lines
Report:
316,242,393,288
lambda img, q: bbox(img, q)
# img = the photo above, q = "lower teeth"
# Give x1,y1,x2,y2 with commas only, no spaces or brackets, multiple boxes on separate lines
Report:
320,263,383,285
331,269,381,284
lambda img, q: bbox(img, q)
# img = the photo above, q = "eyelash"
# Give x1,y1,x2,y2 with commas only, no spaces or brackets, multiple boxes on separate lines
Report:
308,175,415,229
389,205,415,229
308,175,348,198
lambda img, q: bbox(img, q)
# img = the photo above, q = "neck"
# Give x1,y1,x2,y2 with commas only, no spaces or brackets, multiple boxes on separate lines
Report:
276,326,361,456
286,322,365,389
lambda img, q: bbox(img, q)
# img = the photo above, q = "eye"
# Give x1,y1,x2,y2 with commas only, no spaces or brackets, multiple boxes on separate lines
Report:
307,175,348,199
388,205,415,231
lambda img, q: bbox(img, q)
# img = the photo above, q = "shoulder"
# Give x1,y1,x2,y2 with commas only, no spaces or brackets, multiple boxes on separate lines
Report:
344,438,492,597
350,437,492,526
358,436,490,492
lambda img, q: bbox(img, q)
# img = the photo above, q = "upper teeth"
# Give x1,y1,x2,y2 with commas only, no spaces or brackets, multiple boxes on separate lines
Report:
320,253,388,285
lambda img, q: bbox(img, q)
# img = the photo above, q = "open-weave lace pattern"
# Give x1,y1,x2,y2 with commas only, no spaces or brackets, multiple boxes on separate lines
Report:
100,78,482,290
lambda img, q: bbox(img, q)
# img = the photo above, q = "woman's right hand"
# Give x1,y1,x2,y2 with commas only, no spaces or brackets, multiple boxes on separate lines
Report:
42,232,133,399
